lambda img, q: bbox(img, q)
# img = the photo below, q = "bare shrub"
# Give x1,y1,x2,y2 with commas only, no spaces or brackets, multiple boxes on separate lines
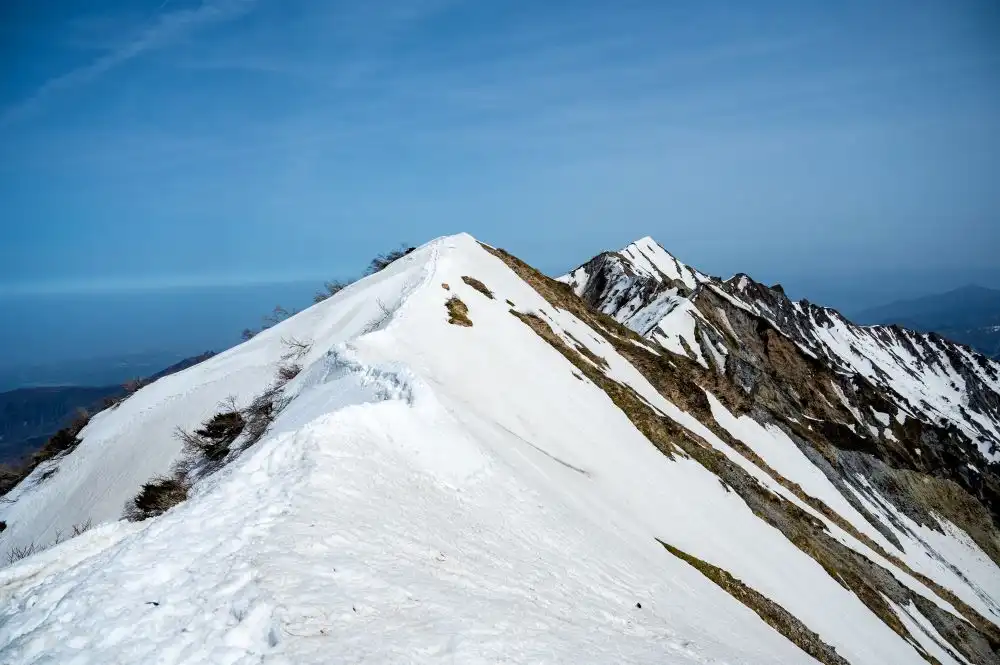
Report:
174,385,291,483
275,339,309,383
124,476,188,521
277,364,302,383
364,245,415,276
178,405,246,463
120,365,296,523
243,304,301,341
242,385,291,448
6,542,38,565
71,519,93,537
263,305,292,327
103,394,124,409
280,337,312,361
313,280,349,303
363,298,394,334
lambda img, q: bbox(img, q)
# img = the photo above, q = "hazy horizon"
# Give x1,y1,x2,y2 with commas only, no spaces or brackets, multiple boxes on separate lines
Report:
2,231,998,390
2,1,998,384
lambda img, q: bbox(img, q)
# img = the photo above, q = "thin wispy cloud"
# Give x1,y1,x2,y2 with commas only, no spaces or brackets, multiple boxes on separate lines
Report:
0,0,256,126
2,0,998,300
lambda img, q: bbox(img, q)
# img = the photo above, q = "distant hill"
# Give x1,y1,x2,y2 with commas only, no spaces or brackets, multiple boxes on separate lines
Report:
0,385,120,464
853,285,1000,358
0,351,215,465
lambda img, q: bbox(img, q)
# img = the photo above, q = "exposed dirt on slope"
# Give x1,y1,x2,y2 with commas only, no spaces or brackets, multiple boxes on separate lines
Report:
445,296,473,327
658,539,852,665
461,275,494,299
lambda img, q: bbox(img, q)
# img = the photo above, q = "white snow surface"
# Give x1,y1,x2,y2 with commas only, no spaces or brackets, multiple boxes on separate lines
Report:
0,234,993,665
617,236,710,291
707,393,1000,623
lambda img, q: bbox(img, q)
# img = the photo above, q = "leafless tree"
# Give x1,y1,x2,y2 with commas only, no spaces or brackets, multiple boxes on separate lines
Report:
6,541,39,565
364,245,415,276
280,337,312,361
263,305,292,327
313,280,350,303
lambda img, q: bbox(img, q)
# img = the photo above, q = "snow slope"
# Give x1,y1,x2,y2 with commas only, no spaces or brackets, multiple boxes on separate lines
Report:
1,235,996,664
558,236,1000,658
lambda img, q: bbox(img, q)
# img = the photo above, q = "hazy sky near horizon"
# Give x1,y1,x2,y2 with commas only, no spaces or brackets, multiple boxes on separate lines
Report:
2,0,999,298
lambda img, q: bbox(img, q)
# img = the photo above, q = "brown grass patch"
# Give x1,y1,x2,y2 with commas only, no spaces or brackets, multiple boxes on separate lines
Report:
659,539,850,665
461,275,494,299
446,296,473,326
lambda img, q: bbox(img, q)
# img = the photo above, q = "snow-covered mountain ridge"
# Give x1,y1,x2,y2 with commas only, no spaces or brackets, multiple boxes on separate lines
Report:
563,236,1000,447
1,234,999,664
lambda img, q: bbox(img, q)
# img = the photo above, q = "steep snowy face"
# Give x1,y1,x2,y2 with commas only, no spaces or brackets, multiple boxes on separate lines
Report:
2,234,999,665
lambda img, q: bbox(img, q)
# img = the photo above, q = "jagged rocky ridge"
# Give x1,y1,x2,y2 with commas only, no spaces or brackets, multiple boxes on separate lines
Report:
1,234,998,665
562,238,1000,496
561,237,1000,627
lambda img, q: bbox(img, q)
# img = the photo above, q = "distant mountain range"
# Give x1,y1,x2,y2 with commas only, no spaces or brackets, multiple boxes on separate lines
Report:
0,352,214,465
854,284,1000,358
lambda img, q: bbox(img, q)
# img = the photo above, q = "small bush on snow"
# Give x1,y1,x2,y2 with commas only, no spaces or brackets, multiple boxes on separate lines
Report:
177,407,246,464
130,382,292,521
242,385,291,448
6,541,39,565
124,476,189,521
445,296,473,327
313,280,350,303
276,363,302,382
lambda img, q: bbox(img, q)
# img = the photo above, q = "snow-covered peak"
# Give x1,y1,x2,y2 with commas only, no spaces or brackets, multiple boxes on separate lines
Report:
571,241,1000,466
729,273,753,292
558,236,709,300
617,236,710,291
2,233,998,665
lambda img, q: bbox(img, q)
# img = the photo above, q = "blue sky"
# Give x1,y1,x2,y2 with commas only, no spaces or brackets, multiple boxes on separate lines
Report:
2,0,999,301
